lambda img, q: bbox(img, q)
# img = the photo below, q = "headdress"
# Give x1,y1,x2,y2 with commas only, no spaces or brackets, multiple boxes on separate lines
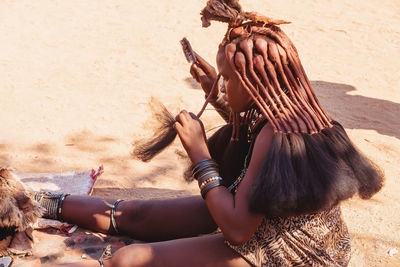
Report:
201,0,331,138
133,0,383,217
200,0,383,217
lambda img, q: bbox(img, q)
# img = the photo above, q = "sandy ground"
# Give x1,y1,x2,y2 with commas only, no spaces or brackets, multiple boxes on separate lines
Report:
0,0,399,266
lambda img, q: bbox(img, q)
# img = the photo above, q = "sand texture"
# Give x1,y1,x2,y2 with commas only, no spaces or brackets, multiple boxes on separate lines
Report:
0,0,399,266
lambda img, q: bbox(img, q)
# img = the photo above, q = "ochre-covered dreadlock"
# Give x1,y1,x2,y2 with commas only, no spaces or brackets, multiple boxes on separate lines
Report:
202,1,330,136
201,0,383,217
133,0,383,217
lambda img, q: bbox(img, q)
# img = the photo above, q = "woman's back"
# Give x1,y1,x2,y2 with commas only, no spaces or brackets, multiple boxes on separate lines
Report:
208,123,353,266
227,206,350,266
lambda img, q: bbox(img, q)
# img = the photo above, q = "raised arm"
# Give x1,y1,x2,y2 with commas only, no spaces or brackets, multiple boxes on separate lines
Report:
189,52,231,122
174,110,273,245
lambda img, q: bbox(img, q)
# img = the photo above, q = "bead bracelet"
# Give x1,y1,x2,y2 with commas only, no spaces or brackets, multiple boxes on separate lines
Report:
199,176,223,190
201,179,224,199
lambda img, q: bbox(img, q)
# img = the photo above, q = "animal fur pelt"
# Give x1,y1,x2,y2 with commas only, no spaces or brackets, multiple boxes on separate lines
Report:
0,168,43,256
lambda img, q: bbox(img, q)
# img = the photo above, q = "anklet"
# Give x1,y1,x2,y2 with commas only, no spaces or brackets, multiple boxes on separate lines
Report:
34,192,69,221
57,193,69,222
103,199,124,234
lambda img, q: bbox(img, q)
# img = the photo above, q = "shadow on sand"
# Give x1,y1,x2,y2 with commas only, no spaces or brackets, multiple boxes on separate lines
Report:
184,76,400,139
312,80,400,140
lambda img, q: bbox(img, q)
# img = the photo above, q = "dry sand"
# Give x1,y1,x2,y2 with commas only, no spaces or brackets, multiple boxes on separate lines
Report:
0,0,399,266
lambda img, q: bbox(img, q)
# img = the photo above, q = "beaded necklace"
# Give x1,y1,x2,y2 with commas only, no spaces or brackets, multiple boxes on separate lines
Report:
228,111,265,193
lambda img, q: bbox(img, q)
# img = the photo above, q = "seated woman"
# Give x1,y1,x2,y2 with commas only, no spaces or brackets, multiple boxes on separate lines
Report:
36,1,383,266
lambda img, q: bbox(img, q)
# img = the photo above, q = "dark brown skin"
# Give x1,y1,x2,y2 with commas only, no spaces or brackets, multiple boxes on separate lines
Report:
223,42,279,133
230,26,333,133
54,26,337,266
174,111,269,243
52,45,272,267
174,49,273,243
189,52,219,99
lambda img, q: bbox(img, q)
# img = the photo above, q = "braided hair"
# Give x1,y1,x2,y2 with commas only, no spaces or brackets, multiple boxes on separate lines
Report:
201,0,384,217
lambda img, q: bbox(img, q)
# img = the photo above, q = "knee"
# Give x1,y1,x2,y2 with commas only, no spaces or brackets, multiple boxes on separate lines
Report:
117,201,147,227
111,244,153,267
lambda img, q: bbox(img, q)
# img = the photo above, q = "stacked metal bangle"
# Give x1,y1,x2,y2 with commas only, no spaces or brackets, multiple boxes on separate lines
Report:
200,176,223,199
192,158,223,199
34,192,70,221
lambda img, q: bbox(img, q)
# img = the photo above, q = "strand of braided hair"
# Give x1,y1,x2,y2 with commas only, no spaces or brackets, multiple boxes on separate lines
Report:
201,0,383,217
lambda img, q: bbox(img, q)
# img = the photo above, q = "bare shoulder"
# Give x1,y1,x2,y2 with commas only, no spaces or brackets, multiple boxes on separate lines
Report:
254,123,274,152
247,123,274,170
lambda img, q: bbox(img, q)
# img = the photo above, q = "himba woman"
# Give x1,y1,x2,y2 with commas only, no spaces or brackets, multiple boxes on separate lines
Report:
37,1,383,266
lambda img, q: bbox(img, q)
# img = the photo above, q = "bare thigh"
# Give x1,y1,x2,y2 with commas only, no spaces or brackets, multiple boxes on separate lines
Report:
108,233,251,267
62,195,217,241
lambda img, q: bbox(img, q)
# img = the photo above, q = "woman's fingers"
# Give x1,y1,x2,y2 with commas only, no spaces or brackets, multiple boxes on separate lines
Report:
173,121,183,134
193,51,217,76
175,110,203,131
175,110,191,126
189,51,218,97
188,112,203,128
188,112,198,120
189,112,206,139
190,64,199,82
174,110,210,163
190,63,219,97
190,63,206,82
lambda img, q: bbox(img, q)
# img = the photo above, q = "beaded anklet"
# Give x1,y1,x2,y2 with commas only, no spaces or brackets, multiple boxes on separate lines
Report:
34,192,70,221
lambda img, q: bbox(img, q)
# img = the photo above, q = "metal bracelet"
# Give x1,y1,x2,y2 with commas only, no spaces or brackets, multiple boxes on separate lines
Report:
199,176,223,189
201,179,223,199
57,193,70,222
192,159,218,180
103,199,124,234
34,192,67,220
197,169,220,185
192,159,218,178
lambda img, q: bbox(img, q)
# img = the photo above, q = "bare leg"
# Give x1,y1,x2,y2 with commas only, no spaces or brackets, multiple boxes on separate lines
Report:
61,195,217,241
56,234,250,267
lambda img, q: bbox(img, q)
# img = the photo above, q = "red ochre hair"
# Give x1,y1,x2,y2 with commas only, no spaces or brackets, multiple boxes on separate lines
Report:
133,0,384,217
202,0,383,216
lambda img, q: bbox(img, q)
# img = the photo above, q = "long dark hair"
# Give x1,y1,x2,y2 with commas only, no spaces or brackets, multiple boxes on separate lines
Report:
249,121,383,216
134,0,384,218
132,99,177,162
201,0,383,217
